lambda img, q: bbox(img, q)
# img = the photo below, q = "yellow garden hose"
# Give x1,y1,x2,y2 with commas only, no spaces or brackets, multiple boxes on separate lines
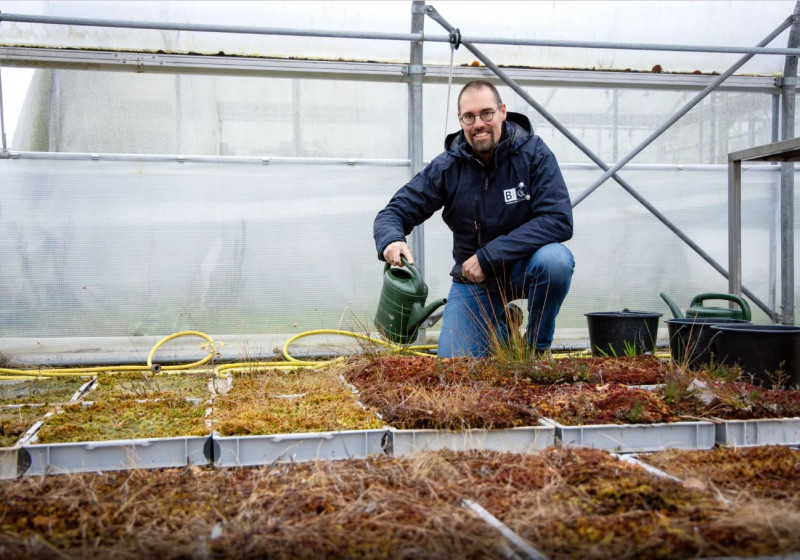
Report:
0,329,436,381
0,328,614,383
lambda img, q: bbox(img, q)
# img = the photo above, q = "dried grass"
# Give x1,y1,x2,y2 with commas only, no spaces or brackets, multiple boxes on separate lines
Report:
2,448,800,559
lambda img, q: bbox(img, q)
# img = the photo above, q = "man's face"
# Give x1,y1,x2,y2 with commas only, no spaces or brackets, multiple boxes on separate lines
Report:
458,87,506,161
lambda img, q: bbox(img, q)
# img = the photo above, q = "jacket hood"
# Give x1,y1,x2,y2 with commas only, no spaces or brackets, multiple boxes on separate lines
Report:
444,111,533,152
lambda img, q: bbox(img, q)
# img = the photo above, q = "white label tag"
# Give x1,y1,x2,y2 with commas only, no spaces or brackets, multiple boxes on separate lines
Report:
503,188,518,204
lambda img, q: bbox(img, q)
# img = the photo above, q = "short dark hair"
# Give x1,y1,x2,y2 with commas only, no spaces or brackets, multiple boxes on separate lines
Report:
458,80,503,113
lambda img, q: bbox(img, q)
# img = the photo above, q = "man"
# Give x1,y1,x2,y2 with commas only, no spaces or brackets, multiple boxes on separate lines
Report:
374,80,574,358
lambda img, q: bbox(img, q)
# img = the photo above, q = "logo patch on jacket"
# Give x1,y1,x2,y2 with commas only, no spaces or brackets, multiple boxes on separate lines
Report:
503,182,530,205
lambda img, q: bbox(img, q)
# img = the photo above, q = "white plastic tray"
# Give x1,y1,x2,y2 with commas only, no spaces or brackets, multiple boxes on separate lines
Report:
212,429,387,467
714,417,800,447
0,405,47,479
23,435,212,475
544,418,716,452
0,447,21,479
384,422,555,456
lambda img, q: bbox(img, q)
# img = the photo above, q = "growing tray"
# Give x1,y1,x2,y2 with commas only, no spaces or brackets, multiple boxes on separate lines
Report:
212,429,387,467
713,417,800,447
22,434,212,476
0,404,53,479
544,418,716,452
383,421,555,456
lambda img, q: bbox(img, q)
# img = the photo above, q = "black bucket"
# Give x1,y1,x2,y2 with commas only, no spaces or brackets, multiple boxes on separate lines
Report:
585,310,662,357
666,318,751,370
710,323,800,388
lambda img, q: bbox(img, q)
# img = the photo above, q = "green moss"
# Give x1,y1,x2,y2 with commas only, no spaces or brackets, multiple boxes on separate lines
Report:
0,377,92,406
87,371,211,401
34,397,209,443
213,368,383,436
0,405,46,447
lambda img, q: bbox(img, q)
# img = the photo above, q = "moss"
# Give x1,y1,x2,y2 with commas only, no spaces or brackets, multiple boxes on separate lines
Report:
88,371,212,400
212,368,383,436
0,405,46,447
0,376,92,406
34,396,209,443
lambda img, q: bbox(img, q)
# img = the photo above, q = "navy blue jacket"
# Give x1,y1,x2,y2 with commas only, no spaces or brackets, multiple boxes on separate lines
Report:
374,112,573,282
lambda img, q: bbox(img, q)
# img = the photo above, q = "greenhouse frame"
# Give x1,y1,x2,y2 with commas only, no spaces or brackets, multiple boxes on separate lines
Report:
0,0,798,364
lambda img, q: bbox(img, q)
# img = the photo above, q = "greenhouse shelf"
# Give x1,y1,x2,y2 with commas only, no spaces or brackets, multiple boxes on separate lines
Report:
714,417,800,447
383,422,555,456
21,435,212,476
212,429,387,467
544,418,716,452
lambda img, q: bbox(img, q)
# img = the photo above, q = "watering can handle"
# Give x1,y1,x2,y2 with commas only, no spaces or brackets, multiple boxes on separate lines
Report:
690,293,752,320
399,255,423,283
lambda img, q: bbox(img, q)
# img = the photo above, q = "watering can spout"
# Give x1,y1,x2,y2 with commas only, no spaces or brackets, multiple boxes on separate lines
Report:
660,292,684,319
409,298,448,333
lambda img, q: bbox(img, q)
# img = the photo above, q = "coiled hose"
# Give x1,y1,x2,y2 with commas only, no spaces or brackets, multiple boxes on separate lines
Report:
0,329,437,381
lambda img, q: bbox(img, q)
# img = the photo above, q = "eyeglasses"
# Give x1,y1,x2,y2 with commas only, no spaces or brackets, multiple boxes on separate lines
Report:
459,109,497,126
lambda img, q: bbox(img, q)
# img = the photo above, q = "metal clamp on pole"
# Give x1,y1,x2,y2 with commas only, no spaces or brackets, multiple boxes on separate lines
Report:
449,28,461,50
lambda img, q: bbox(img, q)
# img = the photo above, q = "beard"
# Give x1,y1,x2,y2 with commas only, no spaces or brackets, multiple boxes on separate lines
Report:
468,128,497,156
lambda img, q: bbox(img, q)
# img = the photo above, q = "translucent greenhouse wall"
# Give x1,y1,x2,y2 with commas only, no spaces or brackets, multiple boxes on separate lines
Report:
1,1,799,361
10,72,789,166
1,157,796,346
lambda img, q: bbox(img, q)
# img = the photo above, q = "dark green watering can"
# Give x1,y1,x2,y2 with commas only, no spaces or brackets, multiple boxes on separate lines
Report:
660,292,752,321
374,256,447,345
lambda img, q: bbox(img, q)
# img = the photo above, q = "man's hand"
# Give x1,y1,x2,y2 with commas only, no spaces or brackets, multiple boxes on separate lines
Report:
383,241,413,266
462,254,486,283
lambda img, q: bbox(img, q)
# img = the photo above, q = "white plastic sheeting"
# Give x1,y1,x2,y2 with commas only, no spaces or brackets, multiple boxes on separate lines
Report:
1,157,796,343
9,71,781,165
0,1,796,73
1,1,799,357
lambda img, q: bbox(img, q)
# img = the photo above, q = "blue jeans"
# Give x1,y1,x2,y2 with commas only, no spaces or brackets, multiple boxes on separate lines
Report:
437,243,575,358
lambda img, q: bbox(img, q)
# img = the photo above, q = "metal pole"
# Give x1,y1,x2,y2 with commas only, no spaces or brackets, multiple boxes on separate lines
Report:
0,12,428,43
779,3,800,325
0,61,7,156
4,12,800,55
409,1,426,343
728,159,742,298
408,1,425,273
577,16,793,204
770,93,780,314
425,5,783,318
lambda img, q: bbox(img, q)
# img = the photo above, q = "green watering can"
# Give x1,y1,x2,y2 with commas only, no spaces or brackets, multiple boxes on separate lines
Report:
374,256,447,345
660,291,752,321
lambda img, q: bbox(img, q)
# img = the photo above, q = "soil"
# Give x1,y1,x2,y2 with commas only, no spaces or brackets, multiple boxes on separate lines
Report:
2,447,799,559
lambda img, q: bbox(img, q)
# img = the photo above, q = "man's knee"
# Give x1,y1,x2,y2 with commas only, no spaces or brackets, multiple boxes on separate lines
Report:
530,243,575,281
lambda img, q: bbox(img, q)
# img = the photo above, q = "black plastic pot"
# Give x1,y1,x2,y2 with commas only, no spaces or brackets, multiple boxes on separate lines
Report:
710,323,800,388
585,310,662,357
666,318,751,370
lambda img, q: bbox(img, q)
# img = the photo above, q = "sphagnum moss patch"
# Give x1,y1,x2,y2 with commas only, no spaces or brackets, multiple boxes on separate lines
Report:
0,376,92,406
33,396,210,443
87,371,212,401
0,405,46,447
212,367,383,436
639,446,800,500
3,448,800,559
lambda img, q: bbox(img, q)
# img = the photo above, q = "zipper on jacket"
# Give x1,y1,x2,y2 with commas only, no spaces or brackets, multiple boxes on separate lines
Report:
474,199,483,247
